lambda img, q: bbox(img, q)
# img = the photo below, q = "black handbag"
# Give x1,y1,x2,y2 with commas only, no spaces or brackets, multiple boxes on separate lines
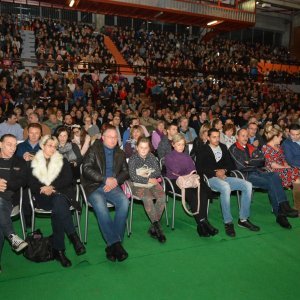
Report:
23,229,54,262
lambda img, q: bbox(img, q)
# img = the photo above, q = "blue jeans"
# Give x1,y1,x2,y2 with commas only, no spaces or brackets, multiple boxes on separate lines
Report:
88,186,129,246
0,198,14,259
208,177,252,224
247,172,287,215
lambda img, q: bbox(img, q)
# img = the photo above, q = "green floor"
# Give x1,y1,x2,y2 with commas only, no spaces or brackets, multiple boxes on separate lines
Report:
1,191,300,300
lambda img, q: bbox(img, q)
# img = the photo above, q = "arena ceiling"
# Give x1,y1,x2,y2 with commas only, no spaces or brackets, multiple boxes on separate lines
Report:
1,0,257,31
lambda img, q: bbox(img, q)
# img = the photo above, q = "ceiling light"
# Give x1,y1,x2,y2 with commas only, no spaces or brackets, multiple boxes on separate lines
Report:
207,20,218,26
69,0,75,7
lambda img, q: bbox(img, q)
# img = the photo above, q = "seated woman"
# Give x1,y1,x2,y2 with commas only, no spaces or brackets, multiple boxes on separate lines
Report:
151,120,166,151
128,137,166,243
164,133,218,237
56,127,82,180
190,123,211,159
220,123,237,149
71,125,91,156
262,124,300,188
83,115,100,142
28,135,85,267
124,125,144,159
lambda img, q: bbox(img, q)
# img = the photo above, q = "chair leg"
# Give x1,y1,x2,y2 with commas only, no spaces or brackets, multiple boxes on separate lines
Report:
129,196,134,235
164,197,169,227
84,204,88,244
31,211,35,233
172,194,176,230
75,210,82,242
20,210,26,239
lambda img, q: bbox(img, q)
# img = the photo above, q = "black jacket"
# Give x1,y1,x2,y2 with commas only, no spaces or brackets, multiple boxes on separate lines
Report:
229,142,265,179
195,143,234,178
81,140,129,197
0,155,27,205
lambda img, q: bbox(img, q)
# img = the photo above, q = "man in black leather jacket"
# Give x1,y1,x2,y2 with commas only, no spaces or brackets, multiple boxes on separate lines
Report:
229,129,298,229
82,125,129,262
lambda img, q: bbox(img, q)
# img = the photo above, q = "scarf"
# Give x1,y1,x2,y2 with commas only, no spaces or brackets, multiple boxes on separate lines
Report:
156,129,165,139
58,142,77,162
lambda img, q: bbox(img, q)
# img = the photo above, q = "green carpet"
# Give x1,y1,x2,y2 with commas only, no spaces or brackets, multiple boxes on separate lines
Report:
1,191,300,300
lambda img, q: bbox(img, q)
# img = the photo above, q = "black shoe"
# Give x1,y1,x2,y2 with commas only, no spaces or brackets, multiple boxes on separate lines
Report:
105,245,117,262
238,219,260,232
148,225,157,239
225,223,236,237
68,232,86,256
202,219,219,236
197,222,211,237
276,215,292,229
279,202,299,218
153,222,167,243
53,249,72,268
112,242,128,262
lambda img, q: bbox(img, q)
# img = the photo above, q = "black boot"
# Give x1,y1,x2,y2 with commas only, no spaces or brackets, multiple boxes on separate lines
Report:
202,219,219,236
276,215,292,229
112,242,128,262
279,202,298,218
153,222,166,243
53,249,72,267
105,245,117,262
68,232,86,256
197,221,210,237
148,224,157,239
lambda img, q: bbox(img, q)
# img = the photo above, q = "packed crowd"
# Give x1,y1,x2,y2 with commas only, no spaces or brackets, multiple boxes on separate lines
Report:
109,26,299,79
0,15,299,272
33,19,115,70
0,15,23,69
0,62,299,271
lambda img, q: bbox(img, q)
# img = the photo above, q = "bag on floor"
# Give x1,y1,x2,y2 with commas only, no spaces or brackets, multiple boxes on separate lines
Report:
23,229,53,262
175,171,200,216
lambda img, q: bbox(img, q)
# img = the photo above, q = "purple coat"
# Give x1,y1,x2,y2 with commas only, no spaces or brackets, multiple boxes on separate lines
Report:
165,150,196,179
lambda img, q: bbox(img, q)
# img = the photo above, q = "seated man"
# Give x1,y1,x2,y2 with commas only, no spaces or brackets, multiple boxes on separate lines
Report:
23,112,51,139
282,124,300,168
157,123,179,160
179,116,197,144
195,128,259,237
229,129,298,229
0,134,28,272
82,125,129,262
247,122,265,149
16,123,42,161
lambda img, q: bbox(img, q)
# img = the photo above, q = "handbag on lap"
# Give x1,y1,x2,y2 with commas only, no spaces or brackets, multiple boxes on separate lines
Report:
175,171,200,216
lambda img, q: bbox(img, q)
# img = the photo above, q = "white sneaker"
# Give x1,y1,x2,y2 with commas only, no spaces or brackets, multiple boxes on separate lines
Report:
8,234,28,252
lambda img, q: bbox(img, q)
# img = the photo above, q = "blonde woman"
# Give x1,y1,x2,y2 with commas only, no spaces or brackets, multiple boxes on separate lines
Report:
165,134,218,237
262,124,300,188
28,135,85,268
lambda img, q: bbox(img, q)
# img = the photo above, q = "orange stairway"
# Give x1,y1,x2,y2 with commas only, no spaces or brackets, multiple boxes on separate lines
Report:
104,35,134,75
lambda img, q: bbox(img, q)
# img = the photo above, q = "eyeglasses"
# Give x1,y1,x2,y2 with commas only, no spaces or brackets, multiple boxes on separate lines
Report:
103,135,118,140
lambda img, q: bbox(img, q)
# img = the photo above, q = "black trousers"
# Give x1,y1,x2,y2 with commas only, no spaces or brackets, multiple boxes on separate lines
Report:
34,194,76,250
169,179,210,225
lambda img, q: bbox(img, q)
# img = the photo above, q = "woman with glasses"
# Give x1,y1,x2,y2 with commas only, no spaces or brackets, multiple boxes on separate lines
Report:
28,135,86,268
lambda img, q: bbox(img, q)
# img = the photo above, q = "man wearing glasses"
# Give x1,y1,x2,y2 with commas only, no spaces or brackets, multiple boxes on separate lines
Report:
82,125,129,262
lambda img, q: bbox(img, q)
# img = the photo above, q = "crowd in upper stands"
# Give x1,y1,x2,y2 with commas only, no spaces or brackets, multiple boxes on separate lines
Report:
33,19,115,71
0,15,23,69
